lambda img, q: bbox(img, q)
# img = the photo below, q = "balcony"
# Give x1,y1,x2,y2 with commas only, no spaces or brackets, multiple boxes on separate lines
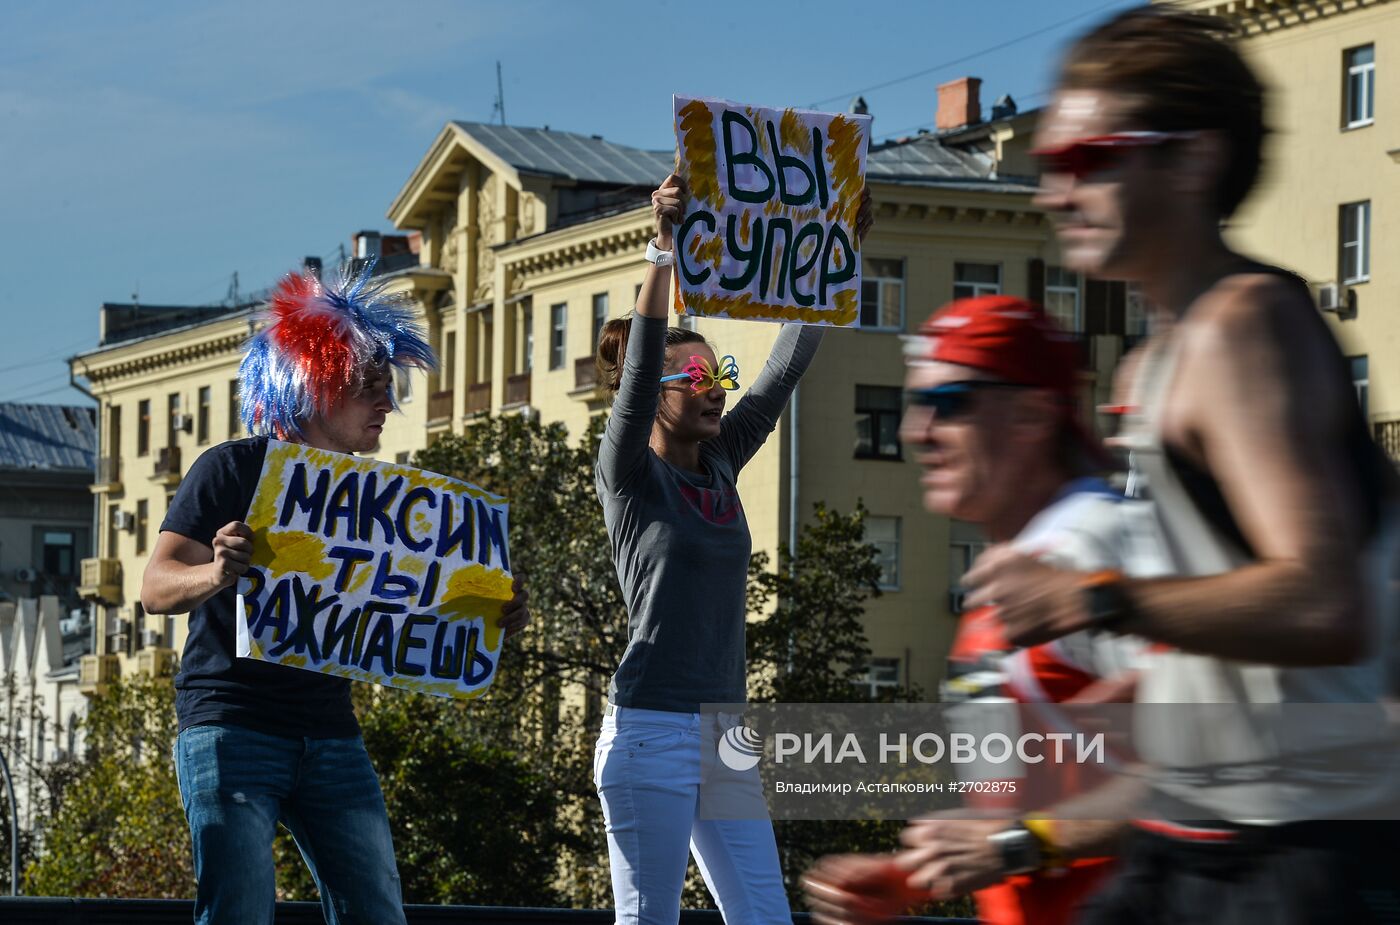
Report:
78,654,121,696
152,445,182,485
90,455,122,493
504,373,531,407
427,389,454,424
77,557,122,602
466,381,491,414
1376,420,1400,464
137,646,178,678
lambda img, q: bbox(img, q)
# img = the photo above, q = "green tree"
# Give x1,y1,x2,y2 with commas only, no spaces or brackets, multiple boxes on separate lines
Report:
747,501,889,704
25,674,192,897
412,413,623,906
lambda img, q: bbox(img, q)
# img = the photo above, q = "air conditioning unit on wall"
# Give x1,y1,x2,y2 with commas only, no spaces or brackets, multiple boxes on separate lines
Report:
1317,282,1343,313
113,510,135,531
172,412,193,433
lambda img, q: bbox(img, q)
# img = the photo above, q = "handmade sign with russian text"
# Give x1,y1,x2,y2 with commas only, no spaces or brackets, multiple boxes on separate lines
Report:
672,96,871,326
235,439,511,700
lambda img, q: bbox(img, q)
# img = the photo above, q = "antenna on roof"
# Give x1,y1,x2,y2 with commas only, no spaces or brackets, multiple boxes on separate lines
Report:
131,284,139,311
227,271,240,306
492,61,506,126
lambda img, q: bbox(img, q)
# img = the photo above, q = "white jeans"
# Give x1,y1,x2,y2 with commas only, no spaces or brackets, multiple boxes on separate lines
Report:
594,706,790,924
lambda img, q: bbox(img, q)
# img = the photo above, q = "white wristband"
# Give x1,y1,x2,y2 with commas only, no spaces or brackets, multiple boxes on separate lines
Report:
645,239,676,268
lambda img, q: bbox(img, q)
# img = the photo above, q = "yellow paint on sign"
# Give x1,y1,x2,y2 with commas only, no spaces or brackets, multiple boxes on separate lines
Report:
262,531,336,581
826,114,864,220
678,99,725,211
779,108,812,155
682,292,858,327
695,234,724,271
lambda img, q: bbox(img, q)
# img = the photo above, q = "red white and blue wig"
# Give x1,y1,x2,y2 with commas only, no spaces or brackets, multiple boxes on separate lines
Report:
238,261,436,439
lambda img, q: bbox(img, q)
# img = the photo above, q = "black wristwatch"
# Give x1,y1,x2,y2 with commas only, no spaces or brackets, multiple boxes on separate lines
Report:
988,824,1043,875
1082,570,1131,633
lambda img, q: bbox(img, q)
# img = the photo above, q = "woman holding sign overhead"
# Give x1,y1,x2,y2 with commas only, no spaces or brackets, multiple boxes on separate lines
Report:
593,171,872,923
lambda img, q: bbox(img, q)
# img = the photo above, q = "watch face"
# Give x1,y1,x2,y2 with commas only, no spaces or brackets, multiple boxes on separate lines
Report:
992,828,1041,875
1087,581,1128,630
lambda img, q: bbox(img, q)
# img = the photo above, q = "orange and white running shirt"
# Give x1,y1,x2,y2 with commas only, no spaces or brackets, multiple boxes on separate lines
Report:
940,478,1175,925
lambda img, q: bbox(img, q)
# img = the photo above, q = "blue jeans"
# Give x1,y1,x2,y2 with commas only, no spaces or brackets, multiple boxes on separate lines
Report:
595,707,790,924
174,723,407,925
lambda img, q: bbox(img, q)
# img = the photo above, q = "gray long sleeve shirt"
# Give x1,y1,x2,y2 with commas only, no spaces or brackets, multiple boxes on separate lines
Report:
596,314,824,712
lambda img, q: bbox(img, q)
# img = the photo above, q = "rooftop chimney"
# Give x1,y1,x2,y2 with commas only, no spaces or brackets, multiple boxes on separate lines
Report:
936,77,982,131
354,230,382,261
303,256,323,280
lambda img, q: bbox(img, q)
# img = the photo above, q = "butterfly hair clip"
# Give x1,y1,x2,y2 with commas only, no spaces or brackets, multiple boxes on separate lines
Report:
660,354,740,395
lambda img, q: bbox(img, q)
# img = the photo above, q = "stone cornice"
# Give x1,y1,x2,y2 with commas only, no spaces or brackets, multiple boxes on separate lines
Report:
1179,0,1395,36
74,325,250,387
875,199,1046,226
505,224,653,282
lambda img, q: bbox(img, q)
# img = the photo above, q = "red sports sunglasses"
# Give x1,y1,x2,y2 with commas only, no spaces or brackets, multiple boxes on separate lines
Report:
1031,131,1194,179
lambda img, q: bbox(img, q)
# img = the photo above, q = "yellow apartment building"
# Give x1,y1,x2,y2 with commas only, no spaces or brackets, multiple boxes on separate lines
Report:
72,80,1142,699
1177,0,1399,451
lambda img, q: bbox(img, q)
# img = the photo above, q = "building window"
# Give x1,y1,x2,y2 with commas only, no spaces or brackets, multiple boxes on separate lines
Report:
1345,44,1375,129
864,516,901,591
42,530,76,578
1125,283,1149,339
135,499,149,555
948,520,990,613
167,393,181,447
521,305,533,375
107,404,122,461
856,658,901,700
137,399,150,456
107,503,120,557
1043,266,1081,331
860,257,905,330
1340,201,1371,284
197,386,211,444
953,262,1001,300
443,331,457,390
549,303,567,371
855,386,902,460
1352,356,1369,418
229,379,241,439
392,367,414,403
591,293,609,353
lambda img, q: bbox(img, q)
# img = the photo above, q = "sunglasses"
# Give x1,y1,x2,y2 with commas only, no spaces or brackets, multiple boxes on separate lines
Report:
904,381,1031,420
660,354,740,395
1031,131,1193,179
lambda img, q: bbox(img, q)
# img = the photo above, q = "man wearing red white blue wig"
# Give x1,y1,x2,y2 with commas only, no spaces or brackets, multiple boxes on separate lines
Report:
141,262,530,924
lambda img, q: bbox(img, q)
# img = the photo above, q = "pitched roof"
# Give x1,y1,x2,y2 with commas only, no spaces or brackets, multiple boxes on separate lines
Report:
0,403,96,471
99,302,251,347
866,133,1036,192
452,120,1034,195
452,122,673,186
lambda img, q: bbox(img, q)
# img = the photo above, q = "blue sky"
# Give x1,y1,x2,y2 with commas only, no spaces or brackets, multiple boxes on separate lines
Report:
1,0,1140,406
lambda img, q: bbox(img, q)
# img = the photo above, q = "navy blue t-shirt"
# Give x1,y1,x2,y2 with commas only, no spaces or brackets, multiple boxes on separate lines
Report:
161,436,359,739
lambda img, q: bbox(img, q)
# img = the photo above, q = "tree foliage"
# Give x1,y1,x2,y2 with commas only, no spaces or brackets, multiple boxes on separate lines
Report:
22,411,948,912
25,674,191,897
